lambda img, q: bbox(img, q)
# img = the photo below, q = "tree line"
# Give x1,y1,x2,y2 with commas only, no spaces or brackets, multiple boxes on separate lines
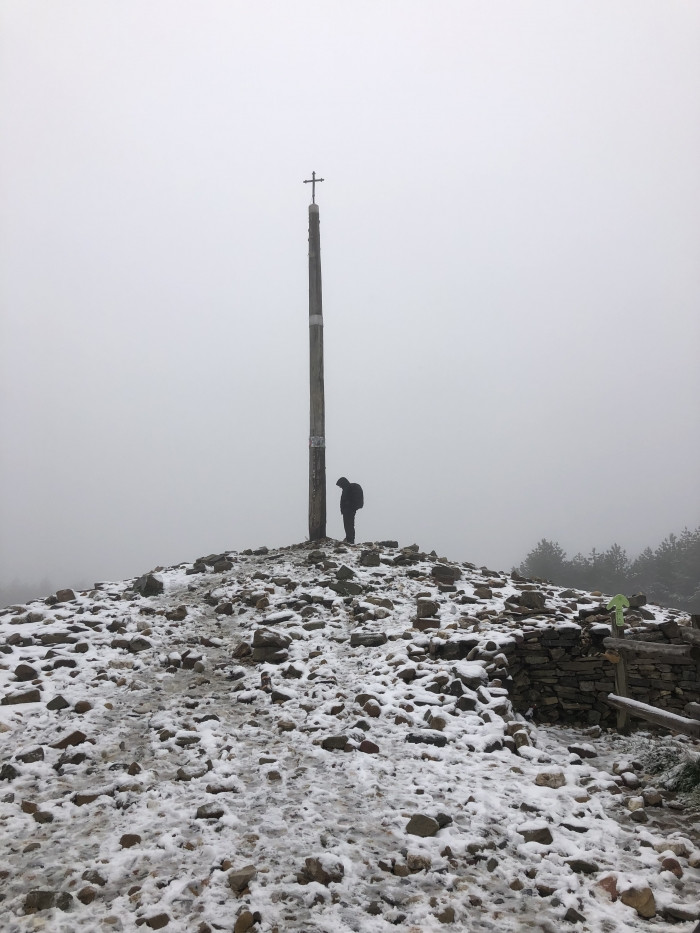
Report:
517,526,700,613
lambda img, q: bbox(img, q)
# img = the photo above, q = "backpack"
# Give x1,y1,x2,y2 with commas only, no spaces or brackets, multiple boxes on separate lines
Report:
349,483,364,510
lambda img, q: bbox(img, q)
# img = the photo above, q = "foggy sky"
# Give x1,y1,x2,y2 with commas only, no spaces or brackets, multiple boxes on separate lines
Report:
1,1,699,593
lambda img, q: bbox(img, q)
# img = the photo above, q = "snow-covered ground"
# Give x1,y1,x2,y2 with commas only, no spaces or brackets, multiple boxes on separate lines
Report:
1,541,699,932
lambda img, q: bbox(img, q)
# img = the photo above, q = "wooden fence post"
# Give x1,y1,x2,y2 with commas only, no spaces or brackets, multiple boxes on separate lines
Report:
610,609,630,733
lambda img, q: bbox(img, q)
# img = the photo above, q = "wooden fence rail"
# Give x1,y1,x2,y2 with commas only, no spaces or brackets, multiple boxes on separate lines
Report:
607,694,700,739
604,617,700,733
603,637,700,662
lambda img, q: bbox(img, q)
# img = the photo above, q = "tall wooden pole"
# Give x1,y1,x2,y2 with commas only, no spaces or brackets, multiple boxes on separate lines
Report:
306,177,326,540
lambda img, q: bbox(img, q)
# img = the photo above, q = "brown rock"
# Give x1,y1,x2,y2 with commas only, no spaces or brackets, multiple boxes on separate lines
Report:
535,770,566,788
299,857,344,886
51,730,88,749
594,874,619,901
566,858,599,874
233,911,255,933
145,914,170,929
417,598,439,619
77,886,97,904
228,864,257,894
120,834,142,848
620,884,656,918
33,810,54,824
72,792,101,806
321,735,348,751
165,606,187,621
56,589,76,602
518,823,553,845
406,853,431,873
14,663,38,681
406,814,440,837
24,890,56,911
660,856,683,878
196,803,224,820
2,688,41,705
16,746,44,763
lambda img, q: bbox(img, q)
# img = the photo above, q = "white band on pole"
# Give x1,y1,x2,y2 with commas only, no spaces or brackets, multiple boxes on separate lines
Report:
309,315,323,326
309,436,325,448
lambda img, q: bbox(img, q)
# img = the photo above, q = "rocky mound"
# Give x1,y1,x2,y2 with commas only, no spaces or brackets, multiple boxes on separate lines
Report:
1,541,699,932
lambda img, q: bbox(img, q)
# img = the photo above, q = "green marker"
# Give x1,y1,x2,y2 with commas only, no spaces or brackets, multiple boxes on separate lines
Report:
607,594,629,627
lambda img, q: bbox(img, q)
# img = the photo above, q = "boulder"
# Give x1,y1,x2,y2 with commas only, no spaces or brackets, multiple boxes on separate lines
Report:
298,856,344,886
620,884,656,918
228,865,257,894
417,598,439,619
518,823,553,845
359,550,381,567
350,632,387,648
406,814,440,837
431,564,462,584
519,591,546,612
133,574,164,597
55,589,76,602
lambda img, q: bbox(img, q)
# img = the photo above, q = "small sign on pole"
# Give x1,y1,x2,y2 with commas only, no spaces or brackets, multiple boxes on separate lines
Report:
607,594,629,628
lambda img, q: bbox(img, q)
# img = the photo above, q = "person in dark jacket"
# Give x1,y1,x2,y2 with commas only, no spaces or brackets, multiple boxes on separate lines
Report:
336,477,363,544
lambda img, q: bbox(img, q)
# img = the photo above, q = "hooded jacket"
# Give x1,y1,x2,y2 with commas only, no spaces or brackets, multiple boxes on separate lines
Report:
336,477,364,513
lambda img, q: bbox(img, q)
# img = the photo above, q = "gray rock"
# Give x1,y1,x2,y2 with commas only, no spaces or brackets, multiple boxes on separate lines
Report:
518,824,553,845
519,591,546,612
120,833,142,848
16,746,44,763
129,636,152,653
359,550,381,567
431,564,462,583
25,889,57,911
165,606,187,621
213,559,233,573
2,688,41,705
144,913,170,930
14,663,39,681
567,743,597,759
406,733,447,748
535,770,566,788
350,632,387,648
566,858,599,874
196,802,225,820
133,573,164,597
251,647,288,663
328,580,364,596
321,735,348,751
228,864,257,893
416,598,439,619
56,589,76,602
406,814,440,837
252,628,292,649
299,857,344,885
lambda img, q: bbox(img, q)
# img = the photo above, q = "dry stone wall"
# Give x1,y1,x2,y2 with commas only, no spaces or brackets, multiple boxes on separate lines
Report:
504,614,700,728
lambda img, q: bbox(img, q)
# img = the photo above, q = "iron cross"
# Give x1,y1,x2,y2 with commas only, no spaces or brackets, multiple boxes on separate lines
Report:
303,171,324,203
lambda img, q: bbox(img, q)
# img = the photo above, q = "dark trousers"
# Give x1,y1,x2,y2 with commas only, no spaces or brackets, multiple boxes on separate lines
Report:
342,509,356,544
